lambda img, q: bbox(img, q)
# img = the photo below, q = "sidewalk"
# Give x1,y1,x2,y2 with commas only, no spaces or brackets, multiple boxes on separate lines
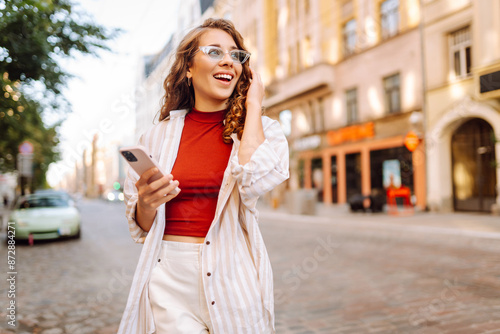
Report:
0,207,11,232
257,200,500,240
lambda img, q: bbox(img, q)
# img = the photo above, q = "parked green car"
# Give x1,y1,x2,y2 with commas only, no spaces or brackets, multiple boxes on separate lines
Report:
9,193,81,241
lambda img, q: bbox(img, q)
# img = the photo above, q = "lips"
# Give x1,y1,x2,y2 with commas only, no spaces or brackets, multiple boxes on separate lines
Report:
213,73,234,82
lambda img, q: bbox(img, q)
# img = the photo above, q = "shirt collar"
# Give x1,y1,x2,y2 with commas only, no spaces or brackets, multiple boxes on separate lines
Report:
169,109,188,119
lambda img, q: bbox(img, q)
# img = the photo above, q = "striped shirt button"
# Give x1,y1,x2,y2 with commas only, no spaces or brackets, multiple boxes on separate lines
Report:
207,272,211,276
211,301,215,305
206,241,210,245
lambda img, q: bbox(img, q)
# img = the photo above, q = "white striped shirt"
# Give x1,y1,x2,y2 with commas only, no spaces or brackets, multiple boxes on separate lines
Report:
118,109,289,334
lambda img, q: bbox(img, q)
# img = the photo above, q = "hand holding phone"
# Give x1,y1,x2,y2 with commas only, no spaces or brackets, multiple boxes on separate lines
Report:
120,145,181,196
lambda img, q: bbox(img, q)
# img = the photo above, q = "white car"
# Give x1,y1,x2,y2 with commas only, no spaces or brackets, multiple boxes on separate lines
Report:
9,193,81,241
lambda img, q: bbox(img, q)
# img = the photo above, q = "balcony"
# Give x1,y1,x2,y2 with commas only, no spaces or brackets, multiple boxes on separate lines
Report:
264,63,335,109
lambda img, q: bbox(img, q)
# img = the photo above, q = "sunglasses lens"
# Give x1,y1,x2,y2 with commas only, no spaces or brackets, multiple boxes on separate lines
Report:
232,51,248,63
200,47,249,64
207,47,223,59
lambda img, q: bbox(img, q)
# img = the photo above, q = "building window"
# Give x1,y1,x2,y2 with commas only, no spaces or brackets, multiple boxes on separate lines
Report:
449,26,472,79
343,19,357,56
383,73,401,114
380,0,399,39
346,88,358,123
279,110,292,137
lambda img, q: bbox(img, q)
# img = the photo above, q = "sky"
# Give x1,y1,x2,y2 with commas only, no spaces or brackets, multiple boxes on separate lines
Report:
46,0,180,186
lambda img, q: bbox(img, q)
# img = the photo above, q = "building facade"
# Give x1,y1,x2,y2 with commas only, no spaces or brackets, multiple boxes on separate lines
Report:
234,0,427,209
135,0,235,140
423,0,500,213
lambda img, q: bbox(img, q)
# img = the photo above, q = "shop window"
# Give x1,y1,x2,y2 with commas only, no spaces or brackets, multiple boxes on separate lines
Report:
343,19,357,56
449,26,472,79
370,147,414,204
383,73,401,114
345,153,362,201
380,0,399,40
346,88,358,124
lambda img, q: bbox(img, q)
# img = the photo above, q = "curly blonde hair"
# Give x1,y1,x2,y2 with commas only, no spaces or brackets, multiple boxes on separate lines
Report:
158,18,251,144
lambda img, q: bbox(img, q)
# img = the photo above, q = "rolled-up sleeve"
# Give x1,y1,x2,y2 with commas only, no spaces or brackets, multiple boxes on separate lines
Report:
123,135,149,244
230,117,289,211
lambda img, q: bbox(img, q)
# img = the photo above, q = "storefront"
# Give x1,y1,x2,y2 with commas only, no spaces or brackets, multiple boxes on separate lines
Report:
295,116,427,210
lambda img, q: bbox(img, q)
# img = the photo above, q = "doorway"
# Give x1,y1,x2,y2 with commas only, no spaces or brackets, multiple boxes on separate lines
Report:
451,118,497,212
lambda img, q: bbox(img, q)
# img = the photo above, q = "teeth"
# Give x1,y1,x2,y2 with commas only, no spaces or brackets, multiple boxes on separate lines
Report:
214,74,233,81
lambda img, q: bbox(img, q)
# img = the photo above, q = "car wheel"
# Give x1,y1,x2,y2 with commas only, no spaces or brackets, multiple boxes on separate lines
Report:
73,225,81,239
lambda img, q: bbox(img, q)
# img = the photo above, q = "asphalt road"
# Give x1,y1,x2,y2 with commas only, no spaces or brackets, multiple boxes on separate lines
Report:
0,199,499,334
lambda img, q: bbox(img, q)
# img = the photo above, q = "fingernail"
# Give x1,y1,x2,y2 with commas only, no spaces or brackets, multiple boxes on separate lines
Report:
153,168,158,173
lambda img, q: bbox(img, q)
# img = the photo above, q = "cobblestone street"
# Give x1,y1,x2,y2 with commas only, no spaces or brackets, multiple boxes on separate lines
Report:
0,199,140,334
1,199,500,333
260,207,500,334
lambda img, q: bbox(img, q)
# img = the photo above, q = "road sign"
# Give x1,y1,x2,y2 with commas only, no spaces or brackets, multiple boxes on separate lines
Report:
19,141,34,154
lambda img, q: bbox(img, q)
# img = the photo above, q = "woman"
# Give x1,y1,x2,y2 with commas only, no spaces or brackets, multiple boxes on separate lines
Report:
118,18,289,334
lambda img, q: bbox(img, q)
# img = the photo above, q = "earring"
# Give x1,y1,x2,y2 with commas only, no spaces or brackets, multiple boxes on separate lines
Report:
187,77,191,86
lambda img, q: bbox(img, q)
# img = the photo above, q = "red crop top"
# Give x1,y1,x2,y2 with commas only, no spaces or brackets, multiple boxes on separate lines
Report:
164,108,232,237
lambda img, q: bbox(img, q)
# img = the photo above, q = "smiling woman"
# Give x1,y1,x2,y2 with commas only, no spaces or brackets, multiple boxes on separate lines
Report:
118,18,289,334
159,19,254,146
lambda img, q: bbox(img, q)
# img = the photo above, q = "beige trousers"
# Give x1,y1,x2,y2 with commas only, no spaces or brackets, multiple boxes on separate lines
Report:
148,240,212,333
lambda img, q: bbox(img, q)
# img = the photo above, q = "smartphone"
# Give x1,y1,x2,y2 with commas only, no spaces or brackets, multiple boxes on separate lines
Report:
120,145,180,195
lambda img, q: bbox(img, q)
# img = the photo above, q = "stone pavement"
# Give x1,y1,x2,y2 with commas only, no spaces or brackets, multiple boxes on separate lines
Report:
257,200,500,334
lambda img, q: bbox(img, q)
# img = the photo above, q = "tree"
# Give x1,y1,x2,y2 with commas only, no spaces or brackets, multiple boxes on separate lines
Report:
0,0,116,190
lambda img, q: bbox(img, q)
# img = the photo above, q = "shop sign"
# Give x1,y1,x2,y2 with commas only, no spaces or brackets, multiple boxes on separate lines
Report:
326,122,374,146
293,135,321,151
404,131,420,152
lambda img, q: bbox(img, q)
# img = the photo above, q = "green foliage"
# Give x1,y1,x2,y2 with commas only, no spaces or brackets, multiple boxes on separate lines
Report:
1,78,60,189
0,0,116,189
0,0,113,94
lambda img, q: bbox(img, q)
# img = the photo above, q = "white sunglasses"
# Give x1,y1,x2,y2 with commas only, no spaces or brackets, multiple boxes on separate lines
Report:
198,46,251,64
